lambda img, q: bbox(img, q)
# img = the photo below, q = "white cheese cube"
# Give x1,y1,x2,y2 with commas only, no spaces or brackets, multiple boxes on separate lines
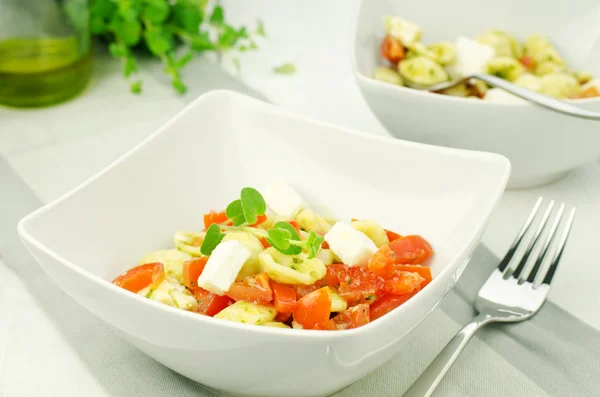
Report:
383,16,422,46
484,88,526,104
197,240,251,295
453,36,495,77
262,182,306,219
324,222,377,267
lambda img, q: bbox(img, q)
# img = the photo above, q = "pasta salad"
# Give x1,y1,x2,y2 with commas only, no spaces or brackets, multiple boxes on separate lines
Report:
373,16,600,102
112,183,434,331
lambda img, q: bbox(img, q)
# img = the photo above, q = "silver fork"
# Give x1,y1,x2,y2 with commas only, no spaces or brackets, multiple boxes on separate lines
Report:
404,73,600,121
403,197,577,397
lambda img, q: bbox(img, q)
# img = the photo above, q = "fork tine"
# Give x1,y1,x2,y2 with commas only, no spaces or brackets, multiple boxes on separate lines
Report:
542,207,576,285
498,197,543,272
526,203,565,283
511,200,555,279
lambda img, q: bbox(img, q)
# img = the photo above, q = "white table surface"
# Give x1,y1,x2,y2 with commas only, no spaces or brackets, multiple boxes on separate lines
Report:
1,0,599,339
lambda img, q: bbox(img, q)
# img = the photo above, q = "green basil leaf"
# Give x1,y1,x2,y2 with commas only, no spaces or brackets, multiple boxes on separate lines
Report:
91,0,117,18
200,224,224,255
142,0,170,24
171,3,203,34
210,5,224,25
112,17,142,46
306,231,324,259
267,229,292,250
189,32,217,51
240,187,266,225
144,25,174,55
226,199,245,226
267,221,302,255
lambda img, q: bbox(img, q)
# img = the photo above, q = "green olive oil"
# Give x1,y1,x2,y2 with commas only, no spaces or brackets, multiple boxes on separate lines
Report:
0,37,92,107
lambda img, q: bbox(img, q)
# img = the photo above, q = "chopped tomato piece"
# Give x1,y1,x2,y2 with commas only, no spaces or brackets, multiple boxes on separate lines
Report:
385,229,402,242
113,262,164,293
380,35,405,63
384,270,424,295
251,214,268,227
182,257,208,288
293,287,332,329
395,264,432,288
389,235,433,264
370,292,416,321
275,311,292,323
271,282,297,313
325,263,384,305
581,86,600,98
329,304,370,330
518,56,535,69
294,282,322,299
368,244,395,278
193,287,233,316
226,273,273,304
203,210,229,229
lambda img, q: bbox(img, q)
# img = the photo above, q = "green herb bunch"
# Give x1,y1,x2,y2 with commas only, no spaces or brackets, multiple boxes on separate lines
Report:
201,187,324,259
89,0,265,94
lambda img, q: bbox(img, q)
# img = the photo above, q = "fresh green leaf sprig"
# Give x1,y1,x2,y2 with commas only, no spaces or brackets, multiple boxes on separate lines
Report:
200,187,266,255
199,187,324,259
266,221,324,259
90,0,265,94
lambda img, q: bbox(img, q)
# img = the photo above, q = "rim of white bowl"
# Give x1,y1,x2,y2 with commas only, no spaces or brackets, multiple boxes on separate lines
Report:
16,89,511,340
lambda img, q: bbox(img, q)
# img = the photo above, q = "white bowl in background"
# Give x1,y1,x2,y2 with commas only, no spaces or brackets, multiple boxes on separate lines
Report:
18,90,509,397
351,0,600,189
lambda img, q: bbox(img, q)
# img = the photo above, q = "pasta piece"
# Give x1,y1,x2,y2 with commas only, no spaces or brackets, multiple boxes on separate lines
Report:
524,35,566,69
373,67,404,86
148,279,197,311
137,286,152,298
485,56,524,82
398,56,449,86
259,248,326,285
514,74,542,92
221,231,264,280
574,71,593,85
351,219,389,248
383,16,423,46
406,42,438,60
214,301,277,325
295,208,332,235
331,291,348,313
316,249,335,266
477,29,522,58
139,249,192,284
427,42,456,66
439,83,471,97
539,72,581,98
174,231,205,257
534,61,566,76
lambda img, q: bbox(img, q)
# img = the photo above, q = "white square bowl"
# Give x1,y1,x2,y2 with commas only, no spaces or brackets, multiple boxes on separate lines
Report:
17,90,510,397
351,0,600,189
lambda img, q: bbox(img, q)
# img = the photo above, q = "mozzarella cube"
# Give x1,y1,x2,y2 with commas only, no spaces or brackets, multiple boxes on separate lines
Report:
324,222,377,267
262,182,306,219
453,36,495,77
383,16,422,46
197,240,251,295
484,88,526,104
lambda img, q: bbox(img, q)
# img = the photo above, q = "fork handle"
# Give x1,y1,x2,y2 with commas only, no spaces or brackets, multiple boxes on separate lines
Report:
472,73,600,121
402,313,494,397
